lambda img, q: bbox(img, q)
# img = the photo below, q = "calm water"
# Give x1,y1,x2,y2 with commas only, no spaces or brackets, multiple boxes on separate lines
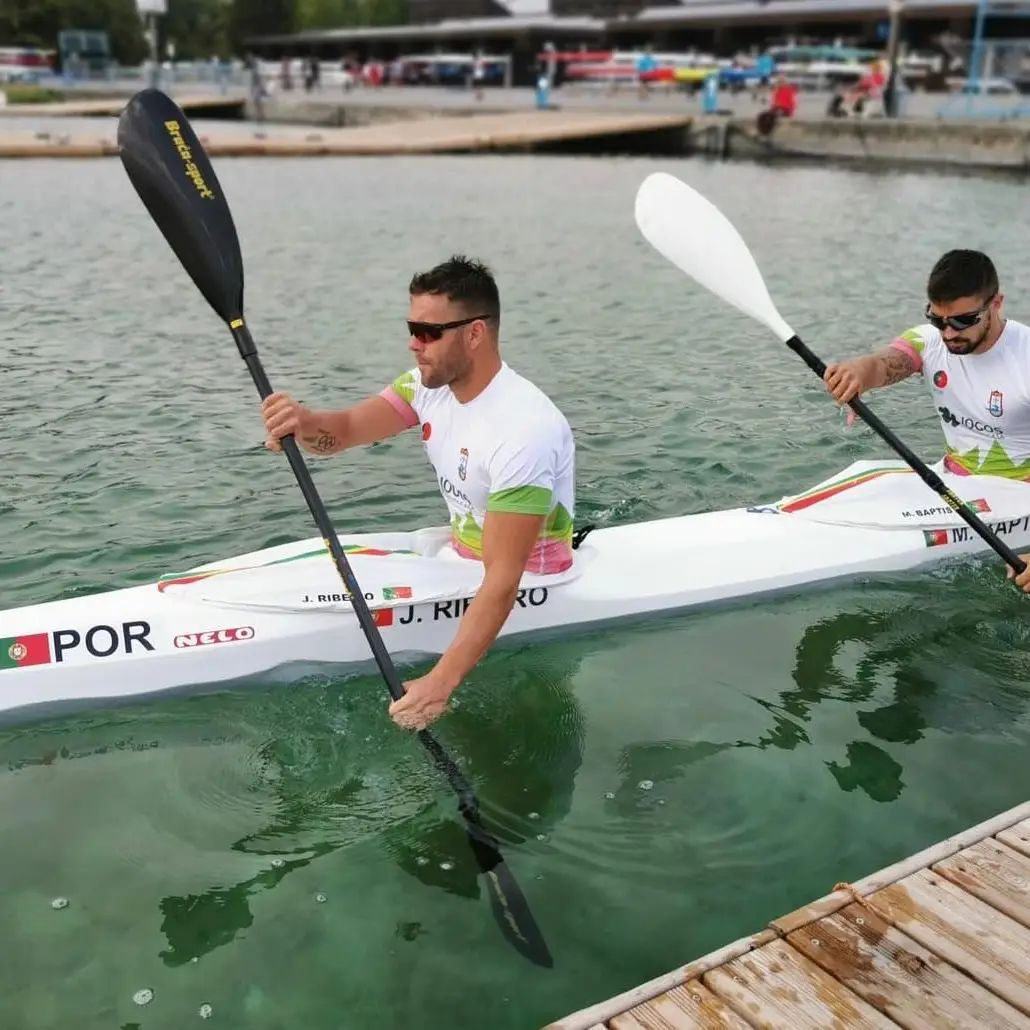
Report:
3,152,1030,1030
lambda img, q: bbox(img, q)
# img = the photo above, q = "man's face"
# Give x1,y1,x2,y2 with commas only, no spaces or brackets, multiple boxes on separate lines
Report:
407,292,477,389
927,293,999,355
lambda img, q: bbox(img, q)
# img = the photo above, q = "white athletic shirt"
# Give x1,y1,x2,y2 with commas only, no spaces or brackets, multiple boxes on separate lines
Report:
380,362,576,573
891,318,1030,479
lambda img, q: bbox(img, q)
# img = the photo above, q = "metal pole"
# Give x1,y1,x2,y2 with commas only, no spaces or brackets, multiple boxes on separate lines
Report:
965,0,988,116
883,0,904,116
148,12,159,89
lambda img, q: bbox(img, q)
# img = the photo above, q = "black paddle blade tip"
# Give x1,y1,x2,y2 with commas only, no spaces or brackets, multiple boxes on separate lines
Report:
486,862,554,968
117,88,245,326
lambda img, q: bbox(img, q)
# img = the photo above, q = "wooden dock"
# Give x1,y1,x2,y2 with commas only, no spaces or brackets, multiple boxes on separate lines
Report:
0,109,694,158
545,799,1030,1030
0,94,245,119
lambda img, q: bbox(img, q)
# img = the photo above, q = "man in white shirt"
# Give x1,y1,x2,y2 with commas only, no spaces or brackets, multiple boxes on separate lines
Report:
820,249,1030,592
261,255,576,730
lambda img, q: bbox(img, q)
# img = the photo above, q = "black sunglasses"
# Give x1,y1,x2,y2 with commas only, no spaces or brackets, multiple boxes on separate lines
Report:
925,295,994,332
407,314,490,343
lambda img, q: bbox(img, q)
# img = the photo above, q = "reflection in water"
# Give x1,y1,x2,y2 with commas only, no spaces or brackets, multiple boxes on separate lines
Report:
610,579,1030,807
607,740,735,817
155,644,588,965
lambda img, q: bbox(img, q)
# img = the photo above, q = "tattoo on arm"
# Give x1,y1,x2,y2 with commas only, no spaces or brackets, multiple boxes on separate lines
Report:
880,348,916,386
302,427,338,454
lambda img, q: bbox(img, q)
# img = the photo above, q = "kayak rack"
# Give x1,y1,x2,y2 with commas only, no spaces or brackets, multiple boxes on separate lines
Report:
545,797,1030,1029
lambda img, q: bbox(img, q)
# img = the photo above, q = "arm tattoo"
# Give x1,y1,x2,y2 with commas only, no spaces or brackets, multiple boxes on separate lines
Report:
302,427,338,454
881,348,916,386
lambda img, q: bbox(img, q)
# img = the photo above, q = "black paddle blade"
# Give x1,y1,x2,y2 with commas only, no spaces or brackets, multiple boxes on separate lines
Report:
117,88,244,326
484,859,554,968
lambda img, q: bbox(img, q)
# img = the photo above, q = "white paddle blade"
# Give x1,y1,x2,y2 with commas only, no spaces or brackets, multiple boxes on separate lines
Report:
634,171,796,343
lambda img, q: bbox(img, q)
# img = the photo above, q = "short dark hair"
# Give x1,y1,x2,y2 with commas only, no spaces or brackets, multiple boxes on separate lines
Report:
409,255,500,323
927,250,999,305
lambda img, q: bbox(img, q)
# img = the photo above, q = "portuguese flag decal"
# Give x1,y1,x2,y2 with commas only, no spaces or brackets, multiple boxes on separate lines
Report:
0,633,52,670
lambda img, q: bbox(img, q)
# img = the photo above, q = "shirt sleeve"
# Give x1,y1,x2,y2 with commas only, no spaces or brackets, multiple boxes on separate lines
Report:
889,325,933,373
486,424,560,516
378,368,421,429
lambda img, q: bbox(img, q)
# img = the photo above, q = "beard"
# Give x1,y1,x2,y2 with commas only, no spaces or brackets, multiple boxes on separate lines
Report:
420,350,472,389
944,319,992,355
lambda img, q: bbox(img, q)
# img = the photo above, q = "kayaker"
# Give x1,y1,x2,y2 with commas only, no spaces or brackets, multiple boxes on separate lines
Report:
823,249,1030,590
261,255,576,731
823,250,1030,476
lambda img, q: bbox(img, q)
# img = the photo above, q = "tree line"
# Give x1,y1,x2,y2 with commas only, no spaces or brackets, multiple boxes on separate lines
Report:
0,0,407,64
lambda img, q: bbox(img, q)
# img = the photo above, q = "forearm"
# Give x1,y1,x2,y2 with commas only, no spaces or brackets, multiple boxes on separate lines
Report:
298,409,350,455
861,347,915,391
432,578,518,690
298,396,409,455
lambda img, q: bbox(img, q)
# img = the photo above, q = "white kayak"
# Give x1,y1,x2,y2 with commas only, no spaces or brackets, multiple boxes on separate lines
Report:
3,457,1030,721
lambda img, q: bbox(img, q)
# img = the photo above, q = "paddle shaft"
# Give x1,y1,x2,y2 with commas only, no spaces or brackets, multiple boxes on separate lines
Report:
231,323,483,811
785,334,1028,574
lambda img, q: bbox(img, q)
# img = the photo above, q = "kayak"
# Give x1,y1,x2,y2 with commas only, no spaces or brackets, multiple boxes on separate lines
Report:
3,456,1030,722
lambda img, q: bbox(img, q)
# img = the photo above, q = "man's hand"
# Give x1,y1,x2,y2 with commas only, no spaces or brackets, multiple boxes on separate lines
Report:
262,391,316,452
387,509,546,730
389,670,459,731
823,360,867,406
1007,557,1030,592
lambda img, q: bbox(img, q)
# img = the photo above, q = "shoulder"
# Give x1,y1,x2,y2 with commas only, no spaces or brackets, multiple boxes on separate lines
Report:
492,364,572,435
892,324,939,352
387,367,422,405
888,324,939,372
1002,318,1030,343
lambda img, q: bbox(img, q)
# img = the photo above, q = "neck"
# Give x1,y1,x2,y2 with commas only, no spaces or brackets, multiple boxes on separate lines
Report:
451,350,503,403
973,315,1006,355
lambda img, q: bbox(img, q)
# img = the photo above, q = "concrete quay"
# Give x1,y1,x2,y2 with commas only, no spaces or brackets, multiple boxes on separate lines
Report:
2,80,1030,172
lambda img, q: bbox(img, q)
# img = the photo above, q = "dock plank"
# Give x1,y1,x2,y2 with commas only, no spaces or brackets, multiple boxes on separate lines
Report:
788,901,1029,1029
996,819,1030,861
703,938,898,1029
934,839,1030,930
610,982,754,1030
873,869,1030,1016
544,801,1030,1030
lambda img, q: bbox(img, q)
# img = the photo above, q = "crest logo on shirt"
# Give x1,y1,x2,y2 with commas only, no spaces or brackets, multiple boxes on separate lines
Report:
457,447,469,481
421,422,432,442
988,390,1004,418
933,370,948,389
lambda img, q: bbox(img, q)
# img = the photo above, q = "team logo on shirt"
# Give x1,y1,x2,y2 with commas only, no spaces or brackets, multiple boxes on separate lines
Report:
457,447,469,481
933,370,948,389
988,390,1004,418
421,422,432,442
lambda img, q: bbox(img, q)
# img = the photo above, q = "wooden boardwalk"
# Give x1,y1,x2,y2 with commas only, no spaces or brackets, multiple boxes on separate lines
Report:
0,94,244,118
546,800,1030,1030
0,109,694,158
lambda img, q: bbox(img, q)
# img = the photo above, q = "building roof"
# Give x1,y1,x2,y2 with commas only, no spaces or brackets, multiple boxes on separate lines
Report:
623,0,977,20
247,0,995,47
249,14,605,45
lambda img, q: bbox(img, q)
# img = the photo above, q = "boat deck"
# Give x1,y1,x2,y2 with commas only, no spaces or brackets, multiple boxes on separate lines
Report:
546,799,1030,1029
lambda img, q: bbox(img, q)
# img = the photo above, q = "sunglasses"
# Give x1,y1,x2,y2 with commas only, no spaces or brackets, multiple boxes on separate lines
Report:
925,295,994,332
407,314,490,343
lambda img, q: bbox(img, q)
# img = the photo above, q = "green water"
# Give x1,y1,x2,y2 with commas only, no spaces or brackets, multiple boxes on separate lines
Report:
3,152,1030,1030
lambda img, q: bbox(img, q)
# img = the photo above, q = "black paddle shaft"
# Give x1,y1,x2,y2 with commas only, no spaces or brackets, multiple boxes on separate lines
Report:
116,87,553,968
785,334,1027,574
230,324,409,702
234,325,496,807
231,321,553,967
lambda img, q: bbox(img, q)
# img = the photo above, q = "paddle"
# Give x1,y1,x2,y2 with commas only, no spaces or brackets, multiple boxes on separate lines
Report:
116,87,553,968
634,170,1027,576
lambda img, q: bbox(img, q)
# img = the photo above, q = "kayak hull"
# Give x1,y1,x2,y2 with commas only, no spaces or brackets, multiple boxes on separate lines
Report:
3,458,1030,721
